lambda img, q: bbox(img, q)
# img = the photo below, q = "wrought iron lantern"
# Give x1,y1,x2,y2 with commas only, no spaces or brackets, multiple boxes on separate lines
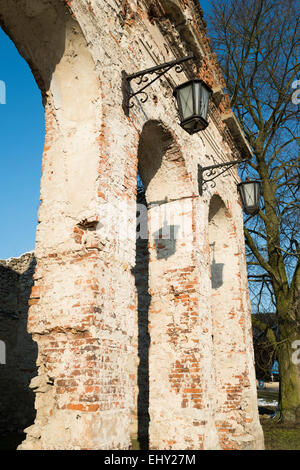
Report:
173,79,213,135
122,55,212,135
237,180,262,215
198,162,262,216
122,57,262,216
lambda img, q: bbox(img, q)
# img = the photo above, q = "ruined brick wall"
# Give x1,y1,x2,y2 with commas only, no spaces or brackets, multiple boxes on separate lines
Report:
0,0,264,450
0,253,37,434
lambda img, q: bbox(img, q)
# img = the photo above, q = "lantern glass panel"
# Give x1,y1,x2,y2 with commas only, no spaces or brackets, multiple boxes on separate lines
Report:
243,182,256,206
194,81,201,115
238,181,261,215
200,85,210,121
178,83,194,121
182,120,196,133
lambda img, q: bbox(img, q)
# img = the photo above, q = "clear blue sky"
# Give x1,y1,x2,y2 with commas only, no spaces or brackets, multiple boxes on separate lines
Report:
199,0,212,15
0,1,211,260
0,27,44,259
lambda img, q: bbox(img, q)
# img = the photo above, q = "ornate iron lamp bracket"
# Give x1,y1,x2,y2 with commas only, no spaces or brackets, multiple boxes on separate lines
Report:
122,54,194,115
198,159,248,196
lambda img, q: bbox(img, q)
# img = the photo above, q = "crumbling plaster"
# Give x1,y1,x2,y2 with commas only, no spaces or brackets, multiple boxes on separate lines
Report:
0,0,263,450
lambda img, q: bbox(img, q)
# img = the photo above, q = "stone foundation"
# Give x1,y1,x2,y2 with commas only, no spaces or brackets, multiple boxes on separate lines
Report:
0,253,37,434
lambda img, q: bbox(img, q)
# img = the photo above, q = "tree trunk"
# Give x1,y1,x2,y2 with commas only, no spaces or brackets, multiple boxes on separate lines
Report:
277,297,300,424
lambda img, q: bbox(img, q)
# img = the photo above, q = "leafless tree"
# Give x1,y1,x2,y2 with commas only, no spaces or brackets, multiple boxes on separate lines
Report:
208,0,300,423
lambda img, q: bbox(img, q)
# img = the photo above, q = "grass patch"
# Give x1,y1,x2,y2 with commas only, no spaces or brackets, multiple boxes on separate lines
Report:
257,390,278,402
261,418,300,450
130,438,140,450
257,387,300,450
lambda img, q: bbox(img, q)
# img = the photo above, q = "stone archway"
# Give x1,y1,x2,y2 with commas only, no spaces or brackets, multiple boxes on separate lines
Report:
0,0,107,450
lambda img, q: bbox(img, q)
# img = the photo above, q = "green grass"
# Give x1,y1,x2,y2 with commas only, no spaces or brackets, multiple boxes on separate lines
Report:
261,419,300,450
130,438,140,450
258,387,300,450
257,389,279,402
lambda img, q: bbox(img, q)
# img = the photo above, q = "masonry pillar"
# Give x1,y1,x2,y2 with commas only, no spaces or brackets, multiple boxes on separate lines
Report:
137,121,214,449
0,0,139,449
208,194,264,449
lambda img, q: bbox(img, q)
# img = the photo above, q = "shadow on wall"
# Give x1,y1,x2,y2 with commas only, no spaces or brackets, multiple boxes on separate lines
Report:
0,255,38,438
149,197,180,261
209,196,229,290
210,241,224,290
153,222,180,260
133,195,181,449
132,190,151,450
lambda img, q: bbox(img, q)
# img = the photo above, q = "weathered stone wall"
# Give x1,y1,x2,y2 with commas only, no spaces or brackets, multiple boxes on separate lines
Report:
0,253,37,434
0,0,264,450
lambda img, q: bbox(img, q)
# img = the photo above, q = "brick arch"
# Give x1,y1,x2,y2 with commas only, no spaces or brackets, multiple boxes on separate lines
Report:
138,120,194,205
0,1,69,97
0,0,263,452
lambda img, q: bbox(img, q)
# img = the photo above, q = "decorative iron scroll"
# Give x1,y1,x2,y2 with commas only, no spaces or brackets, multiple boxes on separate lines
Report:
122,54,194,115
198,159,248,196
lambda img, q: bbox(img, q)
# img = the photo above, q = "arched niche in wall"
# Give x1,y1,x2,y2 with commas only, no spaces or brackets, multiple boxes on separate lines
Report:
138,120,193,203
138,120,194,263
160,0,185,24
